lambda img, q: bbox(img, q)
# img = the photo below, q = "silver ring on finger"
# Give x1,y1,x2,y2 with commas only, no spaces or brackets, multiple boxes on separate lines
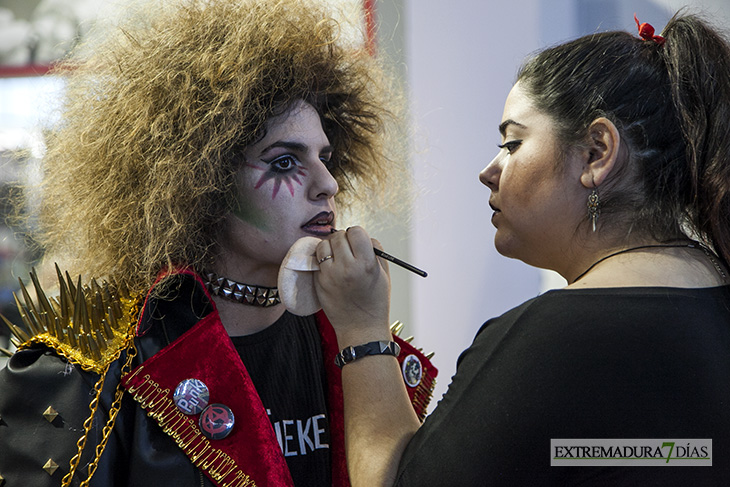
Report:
318,255,334,264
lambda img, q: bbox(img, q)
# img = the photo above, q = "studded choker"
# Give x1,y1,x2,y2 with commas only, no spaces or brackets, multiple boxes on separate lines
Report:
203,272,281,307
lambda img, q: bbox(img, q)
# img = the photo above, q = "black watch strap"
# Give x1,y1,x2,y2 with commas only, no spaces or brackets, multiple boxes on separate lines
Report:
334,340,401,368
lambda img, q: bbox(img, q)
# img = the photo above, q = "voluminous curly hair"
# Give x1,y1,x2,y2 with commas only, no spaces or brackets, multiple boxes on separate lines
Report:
36,0,404,293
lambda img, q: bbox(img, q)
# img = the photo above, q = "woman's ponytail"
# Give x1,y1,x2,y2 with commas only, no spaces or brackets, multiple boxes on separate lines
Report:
662,15,730,264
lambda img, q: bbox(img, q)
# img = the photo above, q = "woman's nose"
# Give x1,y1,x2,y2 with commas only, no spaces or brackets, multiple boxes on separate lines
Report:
479,155,501,190
309,159,339,200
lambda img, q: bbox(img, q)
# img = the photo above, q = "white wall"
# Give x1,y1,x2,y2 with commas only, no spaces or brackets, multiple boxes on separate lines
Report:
404,0,546,407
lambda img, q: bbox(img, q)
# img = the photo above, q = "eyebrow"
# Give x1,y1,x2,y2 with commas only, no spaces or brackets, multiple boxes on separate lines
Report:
499,119,527,137
259,140,333,157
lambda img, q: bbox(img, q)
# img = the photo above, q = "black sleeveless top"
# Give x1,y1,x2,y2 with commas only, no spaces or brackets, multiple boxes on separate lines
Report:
231,312,331,487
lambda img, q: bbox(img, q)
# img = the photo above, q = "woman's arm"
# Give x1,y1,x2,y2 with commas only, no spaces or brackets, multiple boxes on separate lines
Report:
314,227,421,486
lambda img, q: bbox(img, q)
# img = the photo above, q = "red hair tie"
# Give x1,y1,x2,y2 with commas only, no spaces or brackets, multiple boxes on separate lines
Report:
634,14,665,46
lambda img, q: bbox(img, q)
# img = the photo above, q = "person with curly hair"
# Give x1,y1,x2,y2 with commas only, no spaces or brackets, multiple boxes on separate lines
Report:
0,1,436,486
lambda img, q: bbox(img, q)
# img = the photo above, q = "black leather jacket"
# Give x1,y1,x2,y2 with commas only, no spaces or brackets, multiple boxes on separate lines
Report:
0,273,216,486
0,271,437,487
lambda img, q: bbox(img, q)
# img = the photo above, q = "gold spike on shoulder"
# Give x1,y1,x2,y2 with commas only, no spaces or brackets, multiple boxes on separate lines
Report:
0,266,141,373
390,320,404,336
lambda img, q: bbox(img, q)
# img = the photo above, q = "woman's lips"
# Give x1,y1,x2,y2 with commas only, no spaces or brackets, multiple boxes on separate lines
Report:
302,211,335,236
489,202,500,223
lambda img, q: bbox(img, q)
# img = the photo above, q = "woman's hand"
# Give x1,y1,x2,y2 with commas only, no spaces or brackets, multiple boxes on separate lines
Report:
314,227,417,487
313,226,392,345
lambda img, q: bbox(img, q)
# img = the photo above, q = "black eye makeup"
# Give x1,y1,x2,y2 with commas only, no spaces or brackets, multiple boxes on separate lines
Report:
266,154,300,173
497,140,522,154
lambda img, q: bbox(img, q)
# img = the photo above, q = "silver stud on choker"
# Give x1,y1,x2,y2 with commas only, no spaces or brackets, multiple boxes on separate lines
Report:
204,272,280,307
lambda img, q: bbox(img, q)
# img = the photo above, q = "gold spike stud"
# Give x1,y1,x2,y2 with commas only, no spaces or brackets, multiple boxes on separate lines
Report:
101,318,114,340
404,336,414,343
95,328,109,351
425,352,435,360
0,311,30,343
65,270,77,300
0,472,5,485
72,278,89,335
390,320,404,336
14,289,41,337
55,263,72,317
86,333,102,361
43,406,59,423
42,459,59,476
30,268,57,324
53,316,66,345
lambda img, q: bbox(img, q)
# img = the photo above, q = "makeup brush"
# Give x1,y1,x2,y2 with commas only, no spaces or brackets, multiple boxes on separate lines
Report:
373,248,428,278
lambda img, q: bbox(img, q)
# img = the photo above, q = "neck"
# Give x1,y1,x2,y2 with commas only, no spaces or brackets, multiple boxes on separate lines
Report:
212,243,280,288
565,239,727,288
570,242,692,283
203,270,285,336
214,296,286,336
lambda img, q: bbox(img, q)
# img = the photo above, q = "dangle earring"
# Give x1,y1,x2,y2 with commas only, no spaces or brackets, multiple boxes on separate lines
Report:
587,187,600,232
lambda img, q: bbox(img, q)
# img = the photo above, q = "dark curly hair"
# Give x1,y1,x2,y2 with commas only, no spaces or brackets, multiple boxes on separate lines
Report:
517,13,730,264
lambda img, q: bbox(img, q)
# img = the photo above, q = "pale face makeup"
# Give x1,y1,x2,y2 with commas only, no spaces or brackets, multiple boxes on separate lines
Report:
217,100,338,283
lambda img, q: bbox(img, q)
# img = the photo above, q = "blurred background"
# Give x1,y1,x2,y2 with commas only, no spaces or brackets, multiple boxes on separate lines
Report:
1,0,729,405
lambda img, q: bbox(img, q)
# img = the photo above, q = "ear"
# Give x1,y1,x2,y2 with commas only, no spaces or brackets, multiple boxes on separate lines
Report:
578,117,621,189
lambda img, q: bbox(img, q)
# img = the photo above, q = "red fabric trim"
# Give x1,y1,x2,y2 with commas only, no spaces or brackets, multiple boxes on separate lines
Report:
362,0,377,56
393,335,439,420
0,64,52,77
315,311,351,487
315,311,440,484
127,269,437,485
124,311,294,487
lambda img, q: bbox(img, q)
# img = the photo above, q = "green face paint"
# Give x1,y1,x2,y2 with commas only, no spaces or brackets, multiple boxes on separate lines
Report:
232,187,271,232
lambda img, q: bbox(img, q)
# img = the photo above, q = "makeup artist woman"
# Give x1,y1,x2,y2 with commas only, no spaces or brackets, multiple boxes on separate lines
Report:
0,0,435,486
314,13,730,486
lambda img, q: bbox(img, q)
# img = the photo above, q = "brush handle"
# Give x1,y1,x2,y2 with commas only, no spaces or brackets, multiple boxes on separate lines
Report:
373,248,428,278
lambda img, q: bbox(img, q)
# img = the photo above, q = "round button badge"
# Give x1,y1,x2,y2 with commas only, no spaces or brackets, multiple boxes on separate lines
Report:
173,378,210,415
401,354,423,388
199,404,235,440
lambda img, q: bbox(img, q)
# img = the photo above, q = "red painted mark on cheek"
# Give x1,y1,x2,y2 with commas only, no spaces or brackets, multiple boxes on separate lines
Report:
249,164,308,199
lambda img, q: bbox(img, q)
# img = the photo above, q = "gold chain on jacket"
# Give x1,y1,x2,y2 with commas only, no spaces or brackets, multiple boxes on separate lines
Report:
0,264,142,486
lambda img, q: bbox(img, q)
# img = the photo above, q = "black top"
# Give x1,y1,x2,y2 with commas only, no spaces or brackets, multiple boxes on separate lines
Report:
231,311,331,487
396,286,730,486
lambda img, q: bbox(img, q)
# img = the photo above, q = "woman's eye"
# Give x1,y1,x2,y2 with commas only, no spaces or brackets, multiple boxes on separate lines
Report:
497,140,522,154
269,155,299,172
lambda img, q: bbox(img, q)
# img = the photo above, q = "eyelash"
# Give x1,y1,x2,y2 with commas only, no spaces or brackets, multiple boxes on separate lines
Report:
267,155,300,173
497,140,522,154
265,153,334,174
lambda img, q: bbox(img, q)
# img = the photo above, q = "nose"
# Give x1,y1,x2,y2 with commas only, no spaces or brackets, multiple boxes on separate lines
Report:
479,154,501,190
309,159,339,200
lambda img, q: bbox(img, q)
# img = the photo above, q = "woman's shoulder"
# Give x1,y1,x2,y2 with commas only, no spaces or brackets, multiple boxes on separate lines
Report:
474,284,730,348
500,284,730,315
